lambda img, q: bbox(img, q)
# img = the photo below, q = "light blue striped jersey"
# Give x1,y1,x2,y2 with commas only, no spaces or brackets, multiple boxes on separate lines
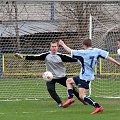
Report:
71,48,109,81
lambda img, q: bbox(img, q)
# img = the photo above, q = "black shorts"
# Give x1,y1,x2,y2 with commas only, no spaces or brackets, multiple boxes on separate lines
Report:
73,76,90,89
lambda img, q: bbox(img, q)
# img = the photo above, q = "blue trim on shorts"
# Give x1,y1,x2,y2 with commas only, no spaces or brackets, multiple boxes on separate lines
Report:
73,76,90,89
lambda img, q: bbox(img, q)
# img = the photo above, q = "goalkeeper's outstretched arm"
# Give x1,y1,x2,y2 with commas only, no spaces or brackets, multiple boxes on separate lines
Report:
14,53,26,59
15,52,49,61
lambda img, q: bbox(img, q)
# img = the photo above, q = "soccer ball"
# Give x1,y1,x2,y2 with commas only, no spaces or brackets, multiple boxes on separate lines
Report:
42,71,53,81
117,49,120,55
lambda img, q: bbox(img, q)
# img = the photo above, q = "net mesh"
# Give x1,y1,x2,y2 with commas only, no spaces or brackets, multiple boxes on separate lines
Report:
90,6,120,97
0,1,120,100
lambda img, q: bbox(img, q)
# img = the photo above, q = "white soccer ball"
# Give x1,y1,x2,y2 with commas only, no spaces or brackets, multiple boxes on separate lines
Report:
117,49,120,55
42,71,53,81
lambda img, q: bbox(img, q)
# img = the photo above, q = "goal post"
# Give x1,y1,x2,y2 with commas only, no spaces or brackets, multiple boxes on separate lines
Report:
88,14,92,96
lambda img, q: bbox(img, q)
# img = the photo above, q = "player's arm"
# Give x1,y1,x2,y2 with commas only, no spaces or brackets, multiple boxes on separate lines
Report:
14,53,26,59
15,53,48,60
58,54,78,62
105,56,120,67
25,53,47,60
59,40,72,53
99,49,120,67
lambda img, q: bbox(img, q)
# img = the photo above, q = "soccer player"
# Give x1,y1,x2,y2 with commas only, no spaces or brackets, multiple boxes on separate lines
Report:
15,41,87,107
59,39,120,114
117,39,120,55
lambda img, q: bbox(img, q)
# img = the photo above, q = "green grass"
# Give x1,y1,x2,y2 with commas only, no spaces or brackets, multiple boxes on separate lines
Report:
0,98,120,120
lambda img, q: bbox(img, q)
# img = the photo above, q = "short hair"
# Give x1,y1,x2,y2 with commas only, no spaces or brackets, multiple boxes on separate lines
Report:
50,40,59,46
83,39,92,47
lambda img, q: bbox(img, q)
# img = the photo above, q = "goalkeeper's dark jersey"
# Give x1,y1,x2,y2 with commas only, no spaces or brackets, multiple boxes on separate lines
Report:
25,51,77,79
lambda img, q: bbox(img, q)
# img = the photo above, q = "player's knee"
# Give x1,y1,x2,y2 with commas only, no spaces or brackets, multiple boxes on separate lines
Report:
66,78,73,85
79,94,84,99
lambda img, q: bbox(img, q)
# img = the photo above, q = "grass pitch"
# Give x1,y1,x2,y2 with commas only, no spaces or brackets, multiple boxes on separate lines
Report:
0,98,120,120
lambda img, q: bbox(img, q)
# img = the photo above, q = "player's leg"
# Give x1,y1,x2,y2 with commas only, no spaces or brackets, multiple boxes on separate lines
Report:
78,80,104,114
62,77,75,108
46,80,62,107
56,76,87,105
56,77,74,99
72,87,88,105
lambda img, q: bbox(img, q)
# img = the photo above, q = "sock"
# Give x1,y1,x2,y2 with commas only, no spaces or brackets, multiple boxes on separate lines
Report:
84,96,100,108
67,88,74,99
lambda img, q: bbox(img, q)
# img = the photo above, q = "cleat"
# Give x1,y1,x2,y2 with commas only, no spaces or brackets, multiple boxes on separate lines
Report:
91,106,104,114
63,98,75,108
57,103,63,107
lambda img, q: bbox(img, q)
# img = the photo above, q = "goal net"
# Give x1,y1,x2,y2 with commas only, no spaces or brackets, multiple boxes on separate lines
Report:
0,1,120,100
90,15,120,98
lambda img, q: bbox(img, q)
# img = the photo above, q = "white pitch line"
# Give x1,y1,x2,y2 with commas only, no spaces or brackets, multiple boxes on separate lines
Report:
0,99,20,102
0,112,34,114
43,110,57,113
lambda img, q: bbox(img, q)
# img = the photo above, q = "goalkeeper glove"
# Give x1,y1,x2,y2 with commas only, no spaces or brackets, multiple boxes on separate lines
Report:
14,53,26,59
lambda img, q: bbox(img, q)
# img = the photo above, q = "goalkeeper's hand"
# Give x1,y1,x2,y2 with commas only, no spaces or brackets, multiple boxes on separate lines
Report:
14,53,25,59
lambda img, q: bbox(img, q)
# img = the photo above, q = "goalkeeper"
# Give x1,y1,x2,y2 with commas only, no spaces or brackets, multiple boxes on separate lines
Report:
15,40,87,107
